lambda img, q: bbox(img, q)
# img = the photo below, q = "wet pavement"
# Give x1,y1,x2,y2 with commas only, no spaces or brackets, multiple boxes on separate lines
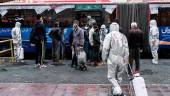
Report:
0,59,170,84
0,59,170,95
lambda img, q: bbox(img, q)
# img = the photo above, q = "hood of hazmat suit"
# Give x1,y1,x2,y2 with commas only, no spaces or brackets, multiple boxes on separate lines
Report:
15,22,21,28
150,20,157,28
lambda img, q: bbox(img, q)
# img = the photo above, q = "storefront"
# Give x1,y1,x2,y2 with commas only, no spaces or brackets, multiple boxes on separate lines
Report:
0,2,118,53
1,0,170,54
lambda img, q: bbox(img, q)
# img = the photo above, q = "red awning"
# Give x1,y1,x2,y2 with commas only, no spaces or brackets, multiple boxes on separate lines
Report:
12,0,127,4
1,0,170,5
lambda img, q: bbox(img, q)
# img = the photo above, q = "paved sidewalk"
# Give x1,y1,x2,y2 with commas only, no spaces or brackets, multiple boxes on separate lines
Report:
0,59,170,96
0,59,170,84
0,83,170,96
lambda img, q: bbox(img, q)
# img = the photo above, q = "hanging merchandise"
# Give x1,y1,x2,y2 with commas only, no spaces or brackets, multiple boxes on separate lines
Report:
34,6,51,14
103,5,117,14
53,5,75,14
0,9,7,16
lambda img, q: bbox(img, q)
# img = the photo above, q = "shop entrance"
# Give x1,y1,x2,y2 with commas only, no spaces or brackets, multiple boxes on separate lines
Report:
76,11,103,26
75,4,103,26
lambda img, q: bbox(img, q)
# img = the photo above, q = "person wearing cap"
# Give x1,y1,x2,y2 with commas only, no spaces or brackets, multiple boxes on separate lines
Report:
128,22,143,76
102,22,129,96
149,20,159,64
100,24,108,51
11,22,23,62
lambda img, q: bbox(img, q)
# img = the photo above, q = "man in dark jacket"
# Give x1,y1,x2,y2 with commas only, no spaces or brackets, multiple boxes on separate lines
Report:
71,20,84,69
128,22,143,76
30,14,47,68
92,25,100,66
49,22,61,63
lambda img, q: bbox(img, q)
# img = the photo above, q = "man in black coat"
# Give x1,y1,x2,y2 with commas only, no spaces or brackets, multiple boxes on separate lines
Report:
30,14,47,68
128,22,143,76
49,22,62,63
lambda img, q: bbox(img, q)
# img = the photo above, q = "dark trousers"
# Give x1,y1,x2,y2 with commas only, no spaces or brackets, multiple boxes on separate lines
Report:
129,48,140,73
52,41,61,62
71,46,78,67
35,42,43,64
92,46,100,62
84,42,92,61
64,43,72,60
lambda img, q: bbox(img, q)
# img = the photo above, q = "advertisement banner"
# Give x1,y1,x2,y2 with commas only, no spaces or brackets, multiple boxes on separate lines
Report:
159,26,170,48
0,28,52,52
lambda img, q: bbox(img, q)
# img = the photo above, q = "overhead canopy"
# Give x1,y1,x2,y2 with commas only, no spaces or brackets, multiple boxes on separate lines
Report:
1,0,127,4
0,5,51,16
1,0,170,5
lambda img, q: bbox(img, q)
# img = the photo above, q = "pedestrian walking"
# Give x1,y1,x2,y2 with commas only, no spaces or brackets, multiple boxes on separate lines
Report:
149,20,159,64
100,24,108,51
102,22,129,96
30,14,47,68
11,22,24,62
128,22,143,76
89,22,97,65
82,21,91,64
92,25,100,66
49,22,62,64
71,20,84,69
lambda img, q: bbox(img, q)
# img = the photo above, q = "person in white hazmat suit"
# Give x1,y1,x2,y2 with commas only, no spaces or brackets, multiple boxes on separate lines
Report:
88,16,96,47
11,22,23,62
102,22,129,96
100,24,108,51
149,20,159,64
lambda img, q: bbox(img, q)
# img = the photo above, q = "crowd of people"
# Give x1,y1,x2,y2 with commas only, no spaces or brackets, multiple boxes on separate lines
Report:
11,14,159,96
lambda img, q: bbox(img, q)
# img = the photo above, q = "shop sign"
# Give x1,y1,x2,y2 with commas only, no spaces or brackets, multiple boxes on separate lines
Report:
75,5,102,11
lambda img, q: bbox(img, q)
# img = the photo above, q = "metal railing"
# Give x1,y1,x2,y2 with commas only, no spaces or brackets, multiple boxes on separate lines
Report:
0,39,14,64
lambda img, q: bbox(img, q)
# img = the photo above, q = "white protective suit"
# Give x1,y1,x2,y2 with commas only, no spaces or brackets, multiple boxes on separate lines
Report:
102,22,129,95
11,22,22,61
88,17,96,46
149,20,159,64
100,24,108,51
89,27,95,46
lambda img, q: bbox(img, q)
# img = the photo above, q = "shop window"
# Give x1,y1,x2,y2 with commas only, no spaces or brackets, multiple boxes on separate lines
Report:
157,8,170,26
